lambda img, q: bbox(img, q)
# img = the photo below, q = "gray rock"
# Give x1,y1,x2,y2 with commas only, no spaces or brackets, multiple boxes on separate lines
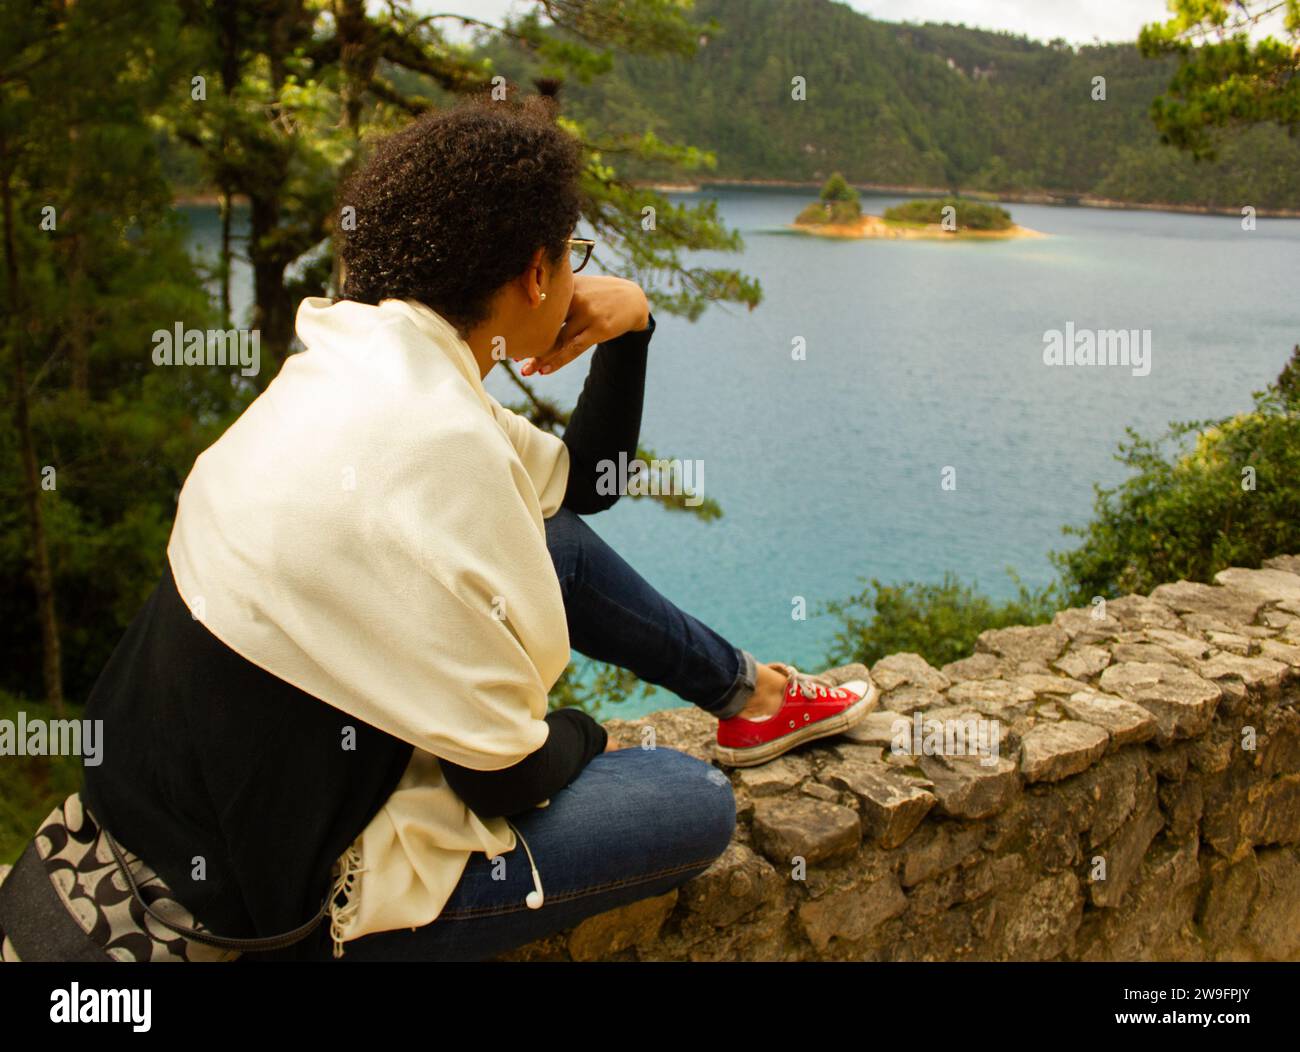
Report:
842,709,906,747
1149,580,1264,627
1144,628,1214,662
900,822,983,887
1214,566,1300,605
1090,798,1165,908
880,685,946,714
1110,642,1182,665
1261,554,1300,576
568,889,678,961
1243,848,1300,960
1259,638,1300,669
734,754,811,797
1053,606,1124,643
870,652,951,692
1054,644,1112,679
1010,672,1092,698
678,842,785,928
1106,594,1183,631
975,624,1069,665
917,753,1020,819
818,759,936,848
1020,720,1110,783
1059,690,1158,748
751,796,861,867
798,875,907,953
940,652,1006,680
1098,661,1222,743
1194,652,1288,691
1182,612,1274,639
946,678,1036,714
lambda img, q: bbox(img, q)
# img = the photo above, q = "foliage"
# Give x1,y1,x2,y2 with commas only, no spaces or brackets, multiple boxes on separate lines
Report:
823,571,1062,670
1,0,756,719
548,657,657,718
0,691,85,865
882,196,1013,230
819,171,859,205
1138,0,1300,160
790,171,863,224
1052,347,1300,602
795,199,861,224
0,0,251,703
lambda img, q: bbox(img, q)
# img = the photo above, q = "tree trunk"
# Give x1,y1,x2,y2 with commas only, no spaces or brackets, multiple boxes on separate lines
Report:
250,204,293,381
1,114,65,713
219,187,232,325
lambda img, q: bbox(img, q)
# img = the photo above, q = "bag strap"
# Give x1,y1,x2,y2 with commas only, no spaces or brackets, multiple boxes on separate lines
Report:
0,840,115,962
104,828,331,953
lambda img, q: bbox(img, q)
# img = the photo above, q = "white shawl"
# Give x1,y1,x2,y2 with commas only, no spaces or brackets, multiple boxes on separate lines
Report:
167,296,573,949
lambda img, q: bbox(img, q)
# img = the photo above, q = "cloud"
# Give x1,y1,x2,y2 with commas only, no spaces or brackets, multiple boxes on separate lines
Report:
850,0,1174,45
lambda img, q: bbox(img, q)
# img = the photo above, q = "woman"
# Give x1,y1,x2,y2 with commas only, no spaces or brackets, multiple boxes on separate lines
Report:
70,94,876,963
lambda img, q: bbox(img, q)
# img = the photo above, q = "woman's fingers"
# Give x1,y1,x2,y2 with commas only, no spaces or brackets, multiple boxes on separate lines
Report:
530,323,598,375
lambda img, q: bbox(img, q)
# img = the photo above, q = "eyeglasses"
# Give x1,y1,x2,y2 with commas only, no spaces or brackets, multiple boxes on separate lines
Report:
567,237,595,273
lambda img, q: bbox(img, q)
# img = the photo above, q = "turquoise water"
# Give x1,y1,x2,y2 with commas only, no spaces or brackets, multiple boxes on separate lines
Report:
180,190,1300,719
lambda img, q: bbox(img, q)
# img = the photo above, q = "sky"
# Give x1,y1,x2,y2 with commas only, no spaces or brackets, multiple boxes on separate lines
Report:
424,0,1180,46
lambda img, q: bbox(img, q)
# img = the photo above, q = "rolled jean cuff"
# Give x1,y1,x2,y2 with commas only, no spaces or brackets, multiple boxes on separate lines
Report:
710,648,759,721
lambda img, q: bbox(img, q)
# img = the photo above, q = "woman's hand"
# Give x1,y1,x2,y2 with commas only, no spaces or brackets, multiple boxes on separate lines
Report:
521,275,649,377
604,736,623,752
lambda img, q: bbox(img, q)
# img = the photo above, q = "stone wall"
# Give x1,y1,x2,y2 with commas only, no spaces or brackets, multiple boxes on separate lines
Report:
498,557,1300,961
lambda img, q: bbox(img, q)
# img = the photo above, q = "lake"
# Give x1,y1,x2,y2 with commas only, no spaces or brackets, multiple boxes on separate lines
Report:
181,188,1300,719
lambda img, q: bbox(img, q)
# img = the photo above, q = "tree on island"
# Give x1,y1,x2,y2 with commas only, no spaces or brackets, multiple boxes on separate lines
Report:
796,171,863,225
882,196,1013,231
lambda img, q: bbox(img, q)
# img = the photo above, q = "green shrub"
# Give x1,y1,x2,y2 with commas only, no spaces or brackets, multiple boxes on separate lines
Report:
822,571,1061,670
797,172,862,225
1053,346,1300,602
795,199,861,225
0,692,85,865
882,196,1013,231
819,171,859,205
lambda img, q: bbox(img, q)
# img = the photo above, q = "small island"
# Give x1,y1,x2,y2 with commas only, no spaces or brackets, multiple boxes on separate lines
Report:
792,173,1043,240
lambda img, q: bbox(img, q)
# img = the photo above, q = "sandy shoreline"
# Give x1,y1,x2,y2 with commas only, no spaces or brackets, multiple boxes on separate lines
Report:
789,214,1044,240
638,179,1300,220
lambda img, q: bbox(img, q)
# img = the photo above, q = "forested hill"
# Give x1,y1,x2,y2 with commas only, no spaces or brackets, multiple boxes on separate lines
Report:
533,0,1300,210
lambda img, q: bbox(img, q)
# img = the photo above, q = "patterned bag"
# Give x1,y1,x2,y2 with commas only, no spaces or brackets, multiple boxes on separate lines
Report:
0,793,332,962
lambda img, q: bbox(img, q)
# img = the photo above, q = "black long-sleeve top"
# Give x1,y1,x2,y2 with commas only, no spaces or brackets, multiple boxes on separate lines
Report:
559,312,654,514
440,313,656,818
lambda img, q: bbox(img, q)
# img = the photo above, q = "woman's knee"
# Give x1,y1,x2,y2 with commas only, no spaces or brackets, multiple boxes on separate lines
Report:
602,745,736,862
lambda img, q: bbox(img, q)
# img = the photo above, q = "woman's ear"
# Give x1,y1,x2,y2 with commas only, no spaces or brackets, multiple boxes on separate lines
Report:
523,245,549,307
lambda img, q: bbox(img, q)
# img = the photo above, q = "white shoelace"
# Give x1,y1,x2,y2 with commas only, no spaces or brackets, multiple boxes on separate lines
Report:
781,664,837,701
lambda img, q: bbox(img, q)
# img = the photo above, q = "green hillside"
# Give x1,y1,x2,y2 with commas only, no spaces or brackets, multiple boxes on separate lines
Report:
485,0,1300,210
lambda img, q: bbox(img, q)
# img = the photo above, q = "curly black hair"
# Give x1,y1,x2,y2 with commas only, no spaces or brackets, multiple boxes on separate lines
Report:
336,94,585,335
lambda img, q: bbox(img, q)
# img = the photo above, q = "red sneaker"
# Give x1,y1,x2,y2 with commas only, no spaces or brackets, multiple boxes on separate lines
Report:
713,662,879,768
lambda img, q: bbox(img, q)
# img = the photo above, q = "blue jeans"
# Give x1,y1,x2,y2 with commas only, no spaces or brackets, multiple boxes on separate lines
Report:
327,507,751,961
